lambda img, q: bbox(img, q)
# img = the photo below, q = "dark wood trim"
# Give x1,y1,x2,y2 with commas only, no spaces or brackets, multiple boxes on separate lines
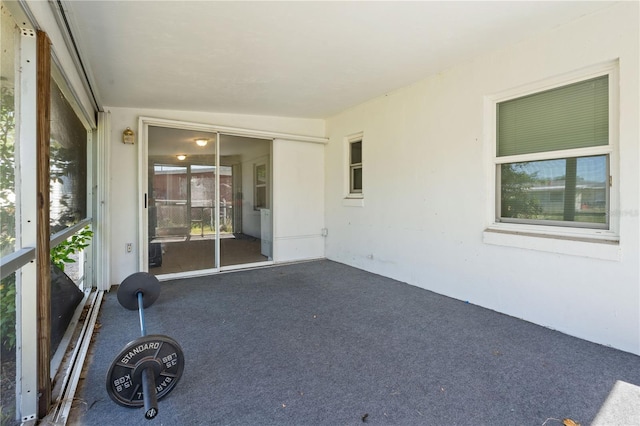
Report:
36,30,52,418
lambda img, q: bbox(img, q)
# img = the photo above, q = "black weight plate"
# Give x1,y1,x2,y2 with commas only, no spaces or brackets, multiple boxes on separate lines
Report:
106,335,185,408
117,272,160,310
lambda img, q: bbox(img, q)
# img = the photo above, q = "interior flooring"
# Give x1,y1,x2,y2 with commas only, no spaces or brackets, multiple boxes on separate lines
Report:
150,234,268,275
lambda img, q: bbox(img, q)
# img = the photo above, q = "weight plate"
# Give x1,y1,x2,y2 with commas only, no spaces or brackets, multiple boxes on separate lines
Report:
118,272,161,310
106,335,185,408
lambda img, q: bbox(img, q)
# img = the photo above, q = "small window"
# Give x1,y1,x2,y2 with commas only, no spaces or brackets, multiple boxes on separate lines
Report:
349,139,362,194
495,74,611,230
254,163,267,209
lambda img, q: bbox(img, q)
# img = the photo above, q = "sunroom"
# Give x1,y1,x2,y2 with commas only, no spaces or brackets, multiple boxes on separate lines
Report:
1,1,639,425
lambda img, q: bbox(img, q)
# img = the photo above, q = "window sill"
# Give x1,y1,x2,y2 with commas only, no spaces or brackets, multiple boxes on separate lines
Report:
343,196,364,207
483,225,620,261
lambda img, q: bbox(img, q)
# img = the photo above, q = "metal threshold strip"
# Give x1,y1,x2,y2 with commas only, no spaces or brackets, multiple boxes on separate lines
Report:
43,289,105,425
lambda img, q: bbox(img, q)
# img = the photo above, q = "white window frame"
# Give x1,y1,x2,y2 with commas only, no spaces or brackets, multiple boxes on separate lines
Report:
483,62,620,259
344,132,364,206
349,140,363,194
254,161,268,210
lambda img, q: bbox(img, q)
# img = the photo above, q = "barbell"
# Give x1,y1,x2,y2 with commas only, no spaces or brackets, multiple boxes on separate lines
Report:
106,272,185,420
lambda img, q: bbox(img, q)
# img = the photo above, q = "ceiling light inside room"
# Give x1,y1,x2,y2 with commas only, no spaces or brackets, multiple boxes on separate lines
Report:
176,154,186,161
195,138,208,147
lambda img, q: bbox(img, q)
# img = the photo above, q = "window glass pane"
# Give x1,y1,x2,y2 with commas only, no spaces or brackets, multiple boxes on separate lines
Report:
500,155,607,226
218,165,232,230
254,163,267,209
255,164,266,185
50,78,87,233
1,8,18,424
497,76,608,156
350,141,362,164
352,166,363,192
1,11,17,258
190,164,216,237
0,272,17,424
152,164,188,233
255,186,266,209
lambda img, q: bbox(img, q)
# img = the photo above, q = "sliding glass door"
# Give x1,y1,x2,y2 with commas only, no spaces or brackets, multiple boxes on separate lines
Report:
146,127,272,276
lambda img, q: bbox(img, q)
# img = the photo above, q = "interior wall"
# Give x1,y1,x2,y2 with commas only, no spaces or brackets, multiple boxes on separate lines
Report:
324,2,640,354
106,107,324,284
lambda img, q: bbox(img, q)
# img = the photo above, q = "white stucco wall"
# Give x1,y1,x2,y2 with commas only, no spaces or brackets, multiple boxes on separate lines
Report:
106,107,325,284
324,2,640,354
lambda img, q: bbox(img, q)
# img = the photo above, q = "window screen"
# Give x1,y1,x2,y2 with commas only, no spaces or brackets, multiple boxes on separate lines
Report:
50,78,88,233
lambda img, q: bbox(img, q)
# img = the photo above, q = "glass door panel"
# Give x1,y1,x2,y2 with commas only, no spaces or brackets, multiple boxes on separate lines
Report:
219,135,272,267
147,127,216,275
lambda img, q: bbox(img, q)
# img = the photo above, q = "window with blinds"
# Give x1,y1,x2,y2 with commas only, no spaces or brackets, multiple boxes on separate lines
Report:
496,74,610,229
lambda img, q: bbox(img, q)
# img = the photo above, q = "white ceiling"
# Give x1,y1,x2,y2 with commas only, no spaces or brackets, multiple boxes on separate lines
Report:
65,1,615,119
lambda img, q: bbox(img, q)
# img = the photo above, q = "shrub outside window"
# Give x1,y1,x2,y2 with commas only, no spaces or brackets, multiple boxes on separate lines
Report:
496,74,611,230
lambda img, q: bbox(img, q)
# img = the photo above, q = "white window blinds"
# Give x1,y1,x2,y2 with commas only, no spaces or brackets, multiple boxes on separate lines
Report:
497,75,608,157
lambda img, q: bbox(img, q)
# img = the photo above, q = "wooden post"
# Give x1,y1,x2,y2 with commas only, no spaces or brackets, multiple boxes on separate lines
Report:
36,30,52,418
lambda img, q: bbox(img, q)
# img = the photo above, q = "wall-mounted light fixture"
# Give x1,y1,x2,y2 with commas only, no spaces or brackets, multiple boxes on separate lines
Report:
122,127,135,144
195,138,208,147
176,154,187,161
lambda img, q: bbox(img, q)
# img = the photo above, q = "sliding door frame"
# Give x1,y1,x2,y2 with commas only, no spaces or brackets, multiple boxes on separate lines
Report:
139,117,325,279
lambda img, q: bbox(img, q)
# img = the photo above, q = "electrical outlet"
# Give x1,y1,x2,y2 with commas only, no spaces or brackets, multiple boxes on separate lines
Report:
126,243,133,253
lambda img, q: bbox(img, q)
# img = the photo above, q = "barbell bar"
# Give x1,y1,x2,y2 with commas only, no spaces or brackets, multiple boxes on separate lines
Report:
106,272,185,420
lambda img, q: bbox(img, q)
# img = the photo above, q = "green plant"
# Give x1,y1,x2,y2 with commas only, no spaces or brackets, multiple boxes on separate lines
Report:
50,226,93,272
0,400,16,426
0,274,16,352
0,225,93,354
0,86,16,258
1,83,17,355
500,163,542,219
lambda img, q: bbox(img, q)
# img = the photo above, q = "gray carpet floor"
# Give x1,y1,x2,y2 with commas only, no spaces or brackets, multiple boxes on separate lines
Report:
73,260,640,425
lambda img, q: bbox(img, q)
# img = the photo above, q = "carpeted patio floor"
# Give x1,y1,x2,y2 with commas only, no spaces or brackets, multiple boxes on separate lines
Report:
72,260,640,425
